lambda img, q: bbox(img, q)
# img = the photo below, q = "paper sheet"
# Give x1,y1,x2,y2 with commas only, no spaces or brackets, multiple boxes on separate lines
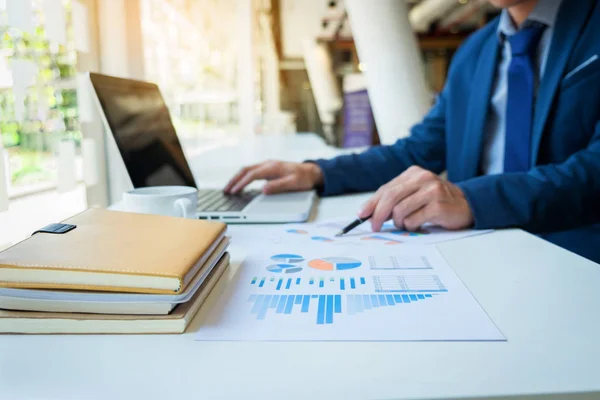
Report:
195,244,504,342
230,219,493,250
72,1,90,52
42,0,67,46
6,0,34,33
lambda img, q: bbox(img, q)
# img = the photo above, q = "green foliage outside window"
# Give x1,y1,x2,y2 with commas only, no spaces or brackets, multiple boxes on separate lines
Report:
0,0,81,188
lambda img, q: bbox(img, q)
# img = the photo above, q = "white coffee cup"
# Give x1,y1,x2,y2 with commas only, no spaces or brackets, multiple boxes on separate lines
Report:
122,186,197,219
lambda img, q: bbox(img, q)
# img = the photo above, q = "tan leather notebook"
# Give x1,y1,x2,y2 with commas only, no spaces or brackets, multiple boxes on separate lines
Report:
0,253,230,334
0,208,227,294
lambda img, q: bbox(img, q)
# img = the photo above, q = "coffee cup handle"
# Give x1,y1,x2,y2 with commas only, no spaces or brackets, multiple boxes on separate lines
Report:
174,198,194,219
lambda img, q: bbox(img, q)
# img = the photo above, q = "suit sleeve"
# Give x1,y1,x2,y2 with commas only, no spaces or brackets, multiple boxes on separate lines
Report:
458,121,600,233
313,90,447,196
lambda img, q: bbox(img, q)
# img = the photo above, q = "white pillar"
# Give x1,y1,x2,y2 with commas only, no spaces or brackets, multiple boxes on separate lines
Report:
346,0,431,145
302,40,342,144
237,0,256,136
259,12,281,134
97,0,145,204
259,13,278,116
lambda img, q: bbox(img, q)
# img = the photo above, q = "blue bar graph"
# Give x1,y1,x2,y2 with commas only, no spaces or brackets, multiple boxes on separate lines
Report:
326,295,334,324
252,276,368,290
379,294,387,306
301,295,310,312
251,295,264,314
317,295,326,324
355,294,363,313
276,295,287,313
371,294,379,307
284,295,295,314
257,295,272,319
363,294,372,309
247,292,438,325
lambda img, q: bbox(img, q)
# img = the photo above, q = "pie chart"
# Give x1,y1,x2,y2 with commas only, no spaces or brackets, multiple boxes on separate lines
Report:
271,254,304,263
308,257,362,271
266,264,303,273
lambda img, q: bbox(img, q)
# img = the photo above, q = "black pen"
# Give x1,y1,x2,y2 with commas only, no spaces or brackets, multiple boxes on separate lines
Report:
334,214,372,237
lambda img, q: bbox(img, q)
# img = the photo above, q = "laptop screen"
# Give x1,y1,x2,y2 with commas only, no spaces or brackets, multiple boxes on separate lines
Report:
89,73,197,189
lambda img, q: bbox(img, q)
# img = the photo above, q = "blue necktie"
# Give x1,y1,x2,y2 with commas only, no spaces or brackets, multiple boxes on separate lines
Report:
503,24,546,173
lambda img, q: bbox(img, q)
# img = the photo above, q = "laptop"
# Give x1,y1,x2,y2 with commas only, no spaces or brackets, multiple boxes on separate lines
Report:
88,72,316,223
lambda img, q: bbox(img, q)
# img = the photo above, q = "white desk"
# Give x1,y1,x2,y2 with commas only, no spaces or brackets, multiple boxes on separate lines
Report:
1,134,600,400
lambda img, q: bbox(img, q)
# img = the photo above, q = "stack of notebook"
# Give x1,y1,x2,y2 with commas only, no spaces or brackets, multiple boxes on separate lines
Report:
0,208,229,334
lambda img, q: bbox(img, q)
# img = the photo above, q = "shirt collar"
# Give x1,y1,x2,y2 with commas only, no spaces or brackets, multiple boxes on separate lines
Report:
496,0,563,39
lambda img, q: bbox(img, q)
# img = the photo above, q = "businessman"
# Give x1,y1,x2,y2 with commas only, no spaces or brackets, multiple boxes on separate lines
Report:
225,0,600,263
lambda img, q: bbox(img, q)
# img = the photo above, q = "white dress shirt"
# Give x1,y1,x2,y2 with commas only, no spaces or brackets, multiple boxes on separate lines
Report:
480,0,563,175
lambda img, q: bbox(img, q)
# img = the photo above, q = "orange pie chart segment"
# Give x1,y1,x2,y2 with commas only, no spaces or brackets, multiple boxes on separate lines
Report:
308,257,362,271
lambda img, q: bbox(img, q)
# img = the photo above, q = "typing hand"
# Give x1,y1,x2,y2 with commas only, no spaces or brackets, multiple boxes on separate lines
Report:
224,161,324,195
358,166,474,232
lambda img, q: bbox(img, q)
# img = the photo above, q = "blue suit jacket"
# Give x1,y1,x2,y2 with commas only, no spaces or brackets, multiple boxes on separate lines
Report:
315,0,600,263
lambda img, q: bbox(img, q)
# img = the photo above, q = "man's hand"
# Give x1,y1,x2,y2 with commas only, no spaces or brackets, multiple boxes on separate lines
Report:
358,166,474,232
224,161,324,195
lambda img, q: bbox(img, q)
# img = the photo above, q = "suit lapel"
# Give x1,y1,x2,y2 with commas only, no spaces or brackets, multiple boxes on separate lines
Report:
531,0,594,165
461,32,499,179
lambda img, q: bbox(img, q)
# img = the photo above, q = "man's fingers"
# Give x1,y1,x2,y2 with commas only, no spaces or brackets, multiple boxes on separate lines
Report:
392,183,441,227
403,202,443,231
263,175,301,194
224,164,258,193
357,190,383,219
230,164,277,194
370,189,403,232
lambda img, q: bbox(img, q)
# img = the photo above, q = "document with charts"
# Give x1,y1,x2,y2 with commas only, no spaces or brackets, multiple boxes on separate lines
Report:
195,243,505,342
284,219,493,246
228,219,493,250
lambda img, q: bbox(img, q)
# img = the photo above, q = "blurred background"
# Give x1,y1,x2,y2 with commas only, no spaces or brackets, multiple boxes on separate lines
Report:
0,0,501,247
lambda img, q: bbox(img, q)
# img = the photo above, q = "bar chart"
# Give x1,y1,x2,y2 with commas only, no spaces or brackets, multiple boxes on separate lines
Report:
345,293,434,315
368,255,432,270
247,292,436,324
250,276,368,290
373,275,447,292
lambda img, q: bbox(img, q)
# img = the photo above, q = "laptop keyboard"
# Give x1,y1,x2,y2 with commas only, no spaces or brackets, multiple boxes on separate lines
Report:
197,190,260,212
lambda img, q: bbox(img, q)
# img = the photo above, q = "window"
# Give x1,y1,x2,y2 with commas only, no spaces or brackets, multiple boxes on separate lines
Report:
0,0,84,196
